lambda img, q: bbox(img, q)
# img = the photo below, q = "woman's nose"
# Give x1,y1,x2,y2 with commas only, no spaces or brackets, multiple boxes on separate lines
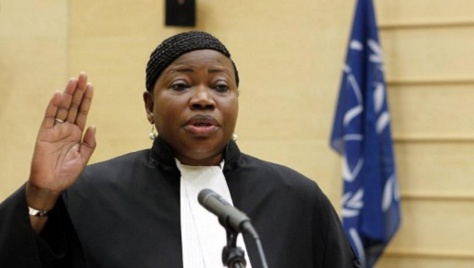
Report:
190,87,215,110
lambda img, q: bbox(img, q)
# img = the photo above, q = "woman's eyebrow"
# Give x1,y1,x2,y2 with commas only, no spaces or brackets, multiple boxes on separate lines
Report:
169,67,194,73
208,67,230,74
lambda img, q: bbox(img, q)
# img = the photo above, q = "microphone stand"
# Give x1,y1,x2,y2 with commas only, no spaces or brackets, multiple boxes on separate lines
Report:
222,229,247,268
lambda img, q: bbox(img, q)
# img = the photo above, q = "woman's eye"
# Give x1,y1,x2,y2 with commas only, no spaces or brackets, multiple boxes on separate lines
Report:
214,84,229,92
170,83,188,91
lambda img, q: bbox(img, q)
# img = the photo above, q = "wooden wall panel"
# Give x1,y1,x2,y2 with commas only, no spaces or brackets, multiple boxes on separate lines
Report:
381,195,474,267
378,256,474,268
381,28,474,81
376,0,474,266
395,142,474,197
388,199,474,251
389,85,474,137
376,0,474,23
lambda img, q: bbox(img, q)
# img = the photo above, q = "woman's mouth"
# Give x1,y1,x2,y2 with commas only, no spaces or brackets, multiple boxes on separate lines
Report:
184,115,219,136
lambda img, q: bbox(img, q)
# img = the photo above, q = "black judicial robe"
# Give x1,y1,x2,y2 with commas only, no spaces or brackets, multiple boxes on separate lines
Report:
0,138,360,268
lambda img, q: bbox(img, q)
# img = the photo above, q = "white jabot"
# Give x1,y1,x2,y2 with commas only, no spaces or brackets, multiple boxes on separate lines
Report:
176,159,252,268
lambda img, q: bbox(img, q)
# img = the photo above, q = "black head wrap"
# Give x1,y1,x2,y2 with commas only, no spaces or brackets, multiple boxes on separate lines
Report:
145,31,239,92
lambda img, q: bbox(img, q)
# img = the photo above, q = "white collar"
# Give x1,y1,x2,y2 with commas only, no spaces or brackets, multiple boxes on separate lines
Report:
176,159,251,268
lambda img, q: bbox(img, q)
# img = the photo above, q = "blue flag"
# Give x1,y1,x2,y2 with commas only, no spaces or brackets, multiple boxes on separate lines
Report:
330,0,401,267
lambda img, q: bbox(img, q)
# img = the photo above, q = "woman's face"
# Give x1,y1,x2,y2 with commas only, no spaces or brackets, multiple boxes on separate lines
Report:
144,49,239,166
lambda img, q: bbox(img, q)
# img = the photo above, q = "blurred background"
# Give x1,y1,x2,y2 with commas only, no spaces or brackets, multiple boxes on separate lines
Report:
0,0,473,267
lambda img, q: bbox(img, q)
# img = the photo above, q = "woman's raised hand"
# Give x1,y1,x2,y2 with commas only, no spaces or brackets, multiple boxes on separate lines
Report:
26,72,97,211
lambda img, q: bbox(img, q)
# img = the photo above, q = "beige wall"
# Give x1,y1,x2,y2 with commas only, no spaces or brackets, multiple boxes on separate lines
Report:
0,0,69,192
1,0,473,267
376,0,474,267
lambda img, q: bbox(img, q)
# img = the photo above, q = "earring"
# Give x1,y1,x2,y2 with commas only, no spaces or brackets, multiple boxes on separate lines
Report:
149,125,157,140
232,133,238,141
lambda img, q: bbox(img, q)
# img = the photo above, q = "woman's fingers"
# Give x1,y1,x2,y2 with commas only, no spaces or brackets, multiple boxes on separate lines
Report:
40,72,92,130
55,72,89,125
75,83,94,131
54,78,77,122
66,73,89,125
42,90,62,129
81,125,97,162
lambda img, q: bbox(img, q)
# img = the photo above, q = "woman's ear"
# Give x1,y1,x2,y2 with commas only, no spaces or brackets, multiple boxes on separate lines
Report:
143,91,154,123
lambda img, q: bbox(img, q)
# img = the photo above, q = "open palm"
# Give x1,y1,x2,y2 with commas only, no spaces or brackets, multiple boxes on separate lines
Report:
29,73,96,194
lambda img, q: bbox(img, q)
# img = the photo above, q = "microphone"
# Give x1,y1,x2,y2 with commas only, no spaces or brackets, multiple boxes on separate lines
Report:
198,188,251,234
198,188,269,268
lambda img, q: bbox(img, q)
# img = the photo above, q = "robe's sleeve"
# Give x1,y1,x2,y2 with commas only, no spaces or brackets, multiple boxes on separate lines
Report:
313,188,362,268
0,185,84,268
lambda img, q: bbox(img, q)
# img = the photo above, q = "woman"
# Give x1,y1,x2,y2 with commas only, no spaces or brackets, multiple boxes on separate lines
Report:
0,31,359,267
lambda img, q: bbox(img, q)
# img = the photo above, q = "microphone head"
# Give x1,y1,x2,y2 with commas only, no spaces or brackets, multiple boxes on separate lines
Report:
198,188,214,206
